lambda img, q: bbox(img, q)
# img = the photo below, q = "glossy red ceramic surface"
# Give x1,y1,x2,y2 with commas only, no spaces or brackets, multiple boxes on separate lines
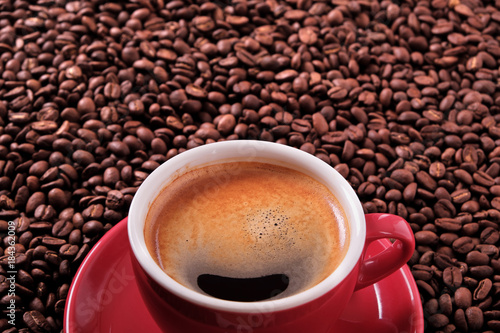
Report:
64,219,424,333
356,213,415,290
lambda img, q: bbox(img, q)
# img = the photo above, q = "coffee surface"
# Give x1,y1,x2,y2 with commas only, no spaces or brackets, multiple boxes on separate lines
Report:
144,162,349,300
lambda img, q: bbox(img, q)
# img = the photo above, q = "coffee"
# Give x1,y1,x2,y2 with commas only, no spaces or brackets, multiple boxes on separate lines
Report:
144,161,349,301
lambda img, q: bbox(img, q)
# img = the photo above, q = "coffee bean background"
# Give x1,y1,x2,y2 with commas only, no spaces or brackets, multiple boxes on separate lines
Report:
0,0,499,331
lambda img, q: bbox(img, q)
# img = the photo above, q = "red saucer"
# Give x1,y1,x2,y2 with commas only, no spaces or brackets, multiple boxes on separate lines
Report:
64,218,424,333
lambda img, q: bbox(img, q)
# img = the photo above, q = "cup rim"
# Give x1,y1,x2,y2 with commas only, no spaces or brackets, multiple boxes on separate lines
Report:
128,140,365,313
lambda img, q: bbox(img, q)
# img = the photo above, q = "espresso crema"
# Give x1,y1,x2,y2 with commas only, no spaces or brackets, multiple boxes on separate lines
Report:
144,161,349,300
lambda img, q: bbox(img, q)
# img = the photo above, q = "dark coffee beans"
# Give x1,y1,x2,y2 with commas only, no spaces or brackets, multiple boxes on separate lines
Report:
0,0,499,331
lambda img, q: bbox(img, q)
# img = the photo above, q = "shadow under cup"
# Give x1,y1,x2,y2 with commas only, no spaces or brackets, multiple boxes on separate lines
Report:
127,141,372,332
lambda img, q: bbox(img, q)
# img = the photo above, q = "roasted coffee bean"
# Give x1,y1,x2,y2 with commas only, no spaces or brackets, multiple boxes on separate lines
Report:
474,279,493,301
438,293,453,316
417,280,436,298
415,231,438,246
391,169,414,185
424,298,439,316
476,245,499,257
470,265,494,279
443,266,463,289
68,230,82,245
52,221,73,238
452,237,475,254
434,200,456,218
82,220,104,235
455,287,473,309
466,307,484,331
455,309,468,332
435,218,462,232
59,244,79,259
82,204,104,220
474,171,495,187
23,310,51,332
60,260,71,276
73,244,90,266
42,237,66,248
312,113,329,136
106,190,124,210
217,114,237,135
451,189,471,204
481,227,500,245
466,251,490,266
428,313,449,328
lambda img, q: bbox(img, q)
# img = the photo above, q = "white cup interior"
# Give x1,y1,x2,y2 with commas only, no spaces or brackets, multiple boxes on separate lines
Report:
128,140,365,313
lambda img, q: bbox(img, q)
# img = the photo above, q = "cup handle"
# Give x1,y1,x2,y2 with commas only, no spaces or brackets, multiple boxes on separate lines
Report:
355,213,415,291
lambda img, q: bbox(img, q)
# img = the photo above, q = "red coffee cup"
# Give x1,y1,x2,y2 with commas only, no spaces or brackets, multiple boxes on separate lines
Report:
128,140,415,332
